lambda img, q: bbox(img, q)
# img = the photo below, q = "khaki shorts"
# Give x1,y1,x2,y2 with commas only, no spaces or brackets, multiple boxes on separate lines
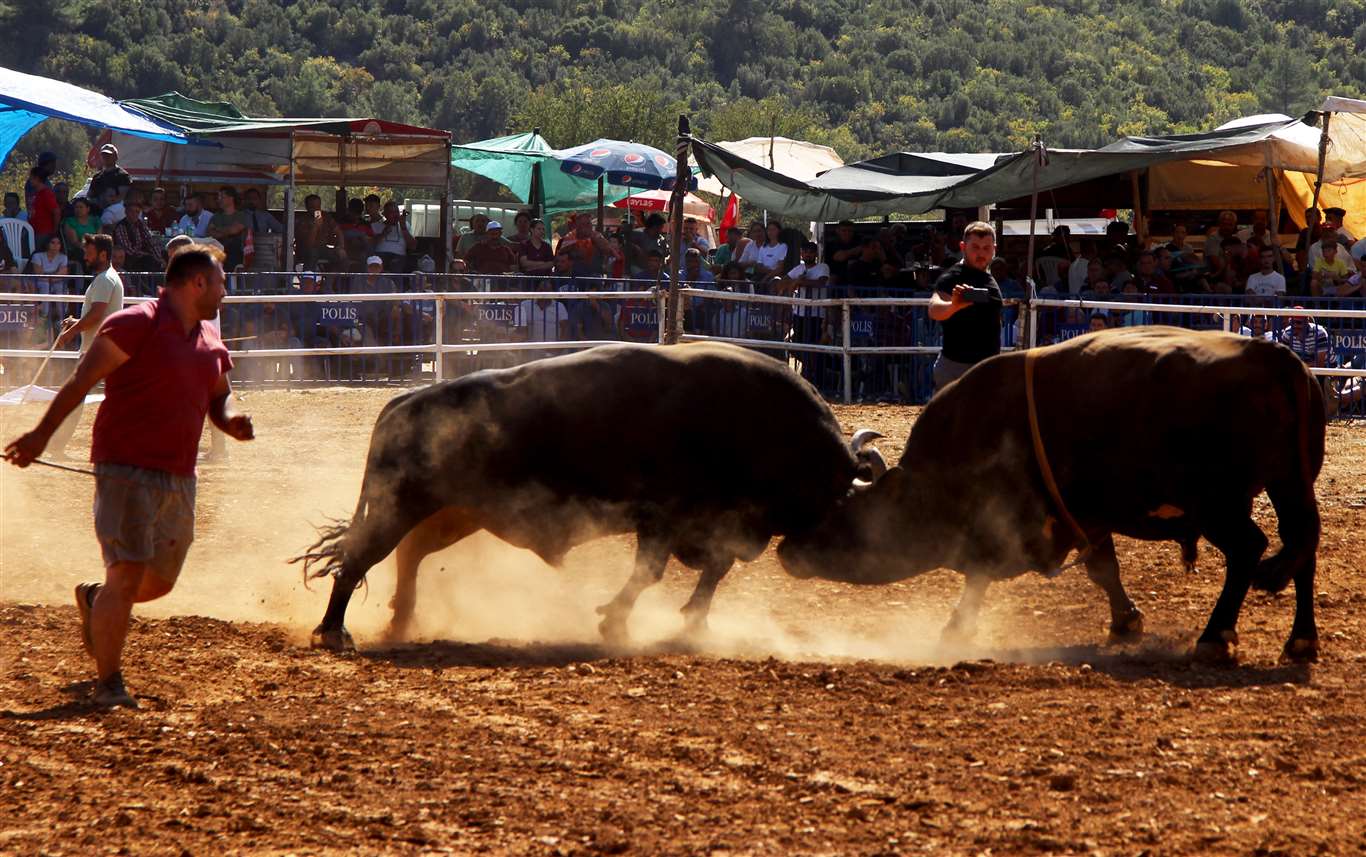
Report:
93,463,197,584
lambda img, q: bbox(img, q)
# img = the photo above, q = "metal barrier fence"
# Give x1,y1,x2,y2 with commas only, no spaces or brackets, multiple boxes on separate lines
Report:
0,272,1362,417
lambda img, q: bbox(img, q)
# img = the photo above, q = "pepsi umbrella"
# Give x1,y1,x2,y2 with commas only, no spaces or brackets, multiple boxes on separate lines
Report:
554,139,696,191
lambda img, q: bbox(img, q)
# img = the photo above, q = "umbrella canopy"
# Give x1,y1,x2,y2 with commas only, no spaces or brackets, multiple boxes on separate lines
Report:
449,131,629,214
555,139,695,191
612,189,715,221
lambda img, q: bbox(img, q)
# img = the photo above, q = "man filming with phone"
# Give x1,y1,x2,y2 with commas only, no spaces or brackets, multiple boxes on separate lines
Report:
927,220,1003,393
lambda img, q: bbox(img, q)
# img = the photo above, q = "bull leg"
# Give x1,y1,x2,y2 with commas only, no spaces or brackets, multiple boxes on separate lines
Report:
679,559,733,637
1259,480,1322,662
312,505,437,652
1179,535,1199,574
596,535,671,646
940,574,990,646
383,508,478,643
1083,534,1144,643
1193,514,1269,663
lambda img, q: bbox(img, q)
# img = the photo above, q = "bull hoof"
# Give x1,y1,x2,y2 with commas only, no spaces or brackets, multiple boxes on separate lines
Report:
1192,631,1238,665
310,625,355,652
1107,610,1145,645
1183,562,1198,575
1281,637,1320,664
596,605,630,648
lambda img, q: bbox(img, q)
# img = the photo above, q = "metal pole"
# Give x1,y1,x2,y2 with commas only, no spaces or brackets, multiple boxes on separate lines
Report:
1130,169,1147,247
441,147,453,274
841,300,852,404
1023,137,1043,349
598,175,606,276
664,115,690,344
434,294,445,379
656,290,667,344
1028,303,1039,349
1313,111,1331,209
284,131,296,275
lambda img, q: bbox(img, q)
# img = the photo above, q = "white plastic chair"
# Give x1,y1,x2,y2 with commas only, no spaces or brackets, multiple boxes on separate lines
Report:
0,217,34,268
1035,255,1067,289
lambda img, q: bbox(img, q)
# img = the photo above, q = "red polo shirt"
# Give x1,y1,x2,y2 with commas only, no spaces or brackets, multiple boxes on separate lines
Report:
90,298,233,476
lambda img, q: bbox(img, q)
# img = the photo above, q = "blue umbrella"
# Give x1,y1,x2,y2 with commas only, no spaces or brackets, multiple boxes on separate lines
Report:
555,139,697,191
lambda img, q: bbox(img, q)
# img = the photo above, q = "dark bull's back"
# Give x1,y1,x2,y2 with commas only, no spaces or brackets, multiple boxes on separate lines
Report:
295,342,860,650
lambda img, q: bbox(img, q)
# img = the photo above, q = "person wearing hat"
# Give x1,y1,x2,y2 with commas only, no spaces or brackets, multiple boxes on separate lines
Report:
1278,308,1332,368
464,220,517,279
88,143,131,209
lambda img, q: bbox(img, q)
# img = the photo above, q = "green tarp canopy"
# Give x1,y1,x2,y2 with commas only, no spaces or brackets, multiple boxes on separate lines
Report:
123,92,450,138
450,132,629,215
690,118,1327,221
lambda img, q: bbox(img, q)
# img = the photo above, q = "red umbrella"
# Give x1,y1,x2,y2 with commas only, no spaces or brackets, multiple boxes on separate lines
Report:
611,189,715,222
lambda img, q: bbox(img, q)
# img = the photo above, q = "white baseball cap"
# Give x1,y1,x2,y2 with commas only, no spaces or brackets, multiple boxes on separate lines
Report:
366,255,383,266
486,220,503,231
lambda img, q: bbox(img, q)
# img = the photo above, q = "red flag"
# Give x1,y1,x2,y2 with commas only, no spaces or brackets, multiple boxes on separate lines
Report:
719,193,740,233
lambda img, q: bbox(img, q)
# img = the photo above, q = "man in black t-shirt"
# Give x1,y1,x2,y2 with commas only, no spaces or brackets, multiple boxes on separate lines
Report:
823,219,861,284
88,144,132,210
928,220,1003,393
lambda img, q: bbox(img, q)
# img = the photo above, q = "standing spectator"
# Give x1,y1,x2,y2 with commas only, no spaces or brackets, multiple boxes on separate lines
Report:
97,187,125,228
823,220,861,283
143,188,179,233
1203,210,1242,261
3,245,251,709
208,187,251,271
54,181,72,219
88,144,132,209
928,221,1003,392
1088,312,1110,332
465,221,517,277
370,201,417,272
1306,207,1353,271
1245,248,1287,297
455,213,491,258
517,287,572,344
1296,207,1323,275
45,233,125,459
628,213,669,275
509,210,534,246
25,153,60,247
111,199,165,272
176,193,213,238
518,219,556,277
1039,224,1074,261
362,194,384,227
295,194,341,270
62,198,100,264
558,215,616,280
736,222,766,277
337,198,371,269
1278,310,1332,367
752,221,789,279
1067,239,1099,295
683,217,710,254
710,226,748,272
242,188,283,234
783,241,832,370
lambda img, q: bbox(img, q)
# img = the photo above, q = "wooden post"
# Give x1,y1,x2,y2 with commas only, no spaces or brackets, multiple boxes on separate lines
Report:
440,148,453,273
1022,137,1044,349
598,175,606,276
1313,111,1332,209
284,131,296,275
664,115,690,344
1129,169,1147,247
1265,160,1285,276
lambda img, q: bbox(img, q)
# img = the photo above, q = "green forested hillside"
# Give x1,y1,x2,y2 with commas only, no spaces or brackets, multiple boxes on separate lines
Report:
1,0,1362,173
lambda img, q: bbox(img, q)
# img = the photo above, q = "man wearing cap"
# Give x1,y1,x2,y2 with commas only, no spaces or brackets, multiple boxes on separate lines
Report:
89,143,132,209
465,221,517,280
1278,309,1333,368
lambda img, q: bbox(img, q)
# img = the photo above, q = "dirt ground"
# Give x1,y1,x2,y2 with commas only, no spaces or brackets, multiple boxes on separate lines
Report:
2,388,1365,856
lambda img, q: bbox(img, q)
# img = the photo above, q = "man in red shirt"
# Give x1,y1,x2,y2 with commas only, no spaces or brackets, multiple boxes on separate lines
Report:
4,245,254,708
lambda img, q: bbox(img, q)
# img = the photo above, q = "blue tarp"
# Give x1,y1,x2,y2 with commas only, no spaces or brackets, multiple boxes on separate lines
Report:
0,66,186,169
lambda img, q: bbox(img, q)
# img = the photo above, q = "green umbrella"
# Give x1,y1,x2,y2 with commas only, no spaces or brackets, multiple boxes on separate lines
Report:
450,131,628,215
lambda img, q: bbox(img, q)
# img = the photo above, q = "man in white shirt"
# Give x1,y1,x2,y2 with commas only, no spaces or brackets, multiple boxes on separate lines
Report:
97,188,125,228
1067,239,1099,294
175,194,213,237
1244,247,1286,297
783,241,832,364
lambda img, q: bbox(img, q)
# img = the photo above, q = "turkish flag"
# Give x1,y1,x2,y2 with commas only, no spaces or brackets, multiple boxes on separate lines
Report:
719,193,740,233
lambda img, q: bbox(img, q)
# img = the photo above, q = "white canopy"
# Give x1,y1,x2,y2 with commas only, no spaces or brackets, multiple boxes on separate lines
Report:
691,137,843,195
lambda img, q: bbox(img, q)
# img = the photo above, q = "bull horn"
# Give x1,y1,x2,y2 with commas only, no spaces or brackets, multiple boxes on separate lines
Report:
850,429,888,481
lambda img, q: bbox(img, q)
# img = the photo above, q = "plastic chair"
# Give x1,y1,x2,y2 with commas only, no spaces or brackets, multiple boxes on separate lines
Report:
1035,255,1067,289
0,217,34,267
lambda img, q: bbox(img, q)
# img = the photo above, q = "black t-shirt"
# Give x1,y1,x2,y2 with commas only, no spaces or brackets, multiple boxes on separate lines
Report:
823,235,861,282
89,167,131,206
933,261,1003,364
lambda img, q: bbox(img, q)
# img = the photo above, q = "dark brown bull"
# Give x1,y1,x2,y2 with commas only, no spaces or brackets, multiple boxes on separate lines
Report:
294,342,882,651
780,327,1325,662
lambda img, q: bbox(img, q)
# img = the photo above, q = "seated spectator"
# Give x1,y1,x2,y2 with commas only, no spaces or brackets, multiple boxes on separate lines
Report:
208,187,252,270
1103,253,1133,289
295,193,341,269
845,237,887,287
518,218,556,277
455,213,490,258
683,217,710,254
352,255,402,344
176,193,213,237
1112,281,1152,326
1132,249,1174,294
337,199,372,268
1297,207,1323,273
557,214,616,280
242,188,284,234
710,226,748,272
1,191,26,221
1311,238,1352,296
1278,311,1332,367
110,198,165,271
1068,239,1099,294
1221,235,1256,280
750,221,789,279
872,261,915,295
679,247,715,286
465,220,517,277
1337,257,1366,299
1203,210,1242,261
507,210,534,246
736,222,767,277
1164,222,1197,258
628,213,669,275
31,233,68,277
144,187,179,232
370,200,417,272
97,187,126,228
1088,311,1110,332
989,257,1025,300
1307,207,1353,270
1244,248,1287,297
823,220,860,283
1079,257,1107,294
1201,252,1237,294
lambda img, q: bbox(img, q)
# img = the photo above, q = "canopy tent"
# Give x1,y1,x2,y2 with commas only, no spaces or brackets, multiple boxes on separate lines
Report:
448,131,628,215
611,189,715,222
0,66,185,170
690,136,843,196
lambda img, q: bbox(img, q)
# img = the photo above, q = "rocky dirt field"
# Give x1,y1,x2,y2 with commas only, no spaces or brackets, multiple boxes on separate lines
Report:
2,388,1364,856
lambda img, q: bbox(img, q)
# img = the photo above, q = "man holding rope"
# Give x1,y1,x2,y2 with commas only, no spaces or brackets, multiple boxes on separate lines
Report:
4,245,254,708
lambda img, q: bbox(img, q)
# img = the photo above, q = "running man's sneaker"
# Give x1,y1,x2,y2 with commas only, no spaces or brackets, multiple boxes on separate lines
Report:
74,582,101,657
93,672,138,709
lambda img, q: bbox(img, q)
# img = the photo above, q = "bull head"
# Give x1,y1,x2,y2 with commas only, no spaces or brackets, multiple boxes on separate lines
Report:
778,428,937,586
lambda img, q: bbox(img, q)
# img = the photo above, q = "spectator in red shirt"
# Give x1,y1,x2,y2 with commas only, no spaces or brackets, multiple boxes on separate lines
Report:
4,245,254,708
25,155,61,246
143,187,179,233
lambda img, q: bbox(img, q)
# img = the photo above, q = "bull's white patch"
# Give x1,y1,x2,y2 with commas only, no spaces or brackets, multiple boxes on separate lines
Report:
1148,504,1185,519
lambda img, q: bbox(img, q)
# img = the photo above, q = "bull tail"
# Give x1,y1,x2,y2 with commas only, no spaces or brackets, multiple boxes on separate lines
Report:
1252,360,1324,594
289,514,355,587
